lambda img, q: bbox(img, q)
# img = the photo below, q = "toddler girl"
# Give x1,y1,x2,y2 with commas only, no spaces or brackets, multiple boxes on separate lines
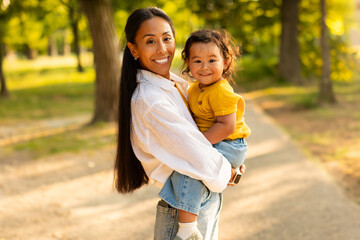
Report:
159,29,251,240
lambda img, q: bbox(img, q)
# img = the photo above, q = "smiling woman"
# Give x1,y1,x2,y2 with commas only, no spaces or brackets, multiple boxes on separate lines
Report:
127,17,176,80
113,7,239,240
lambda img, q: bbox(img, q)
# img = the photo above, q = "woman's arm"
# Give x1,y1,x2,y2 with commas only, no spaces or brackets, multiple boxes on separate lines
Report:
133,99,232,193
203,112,236,144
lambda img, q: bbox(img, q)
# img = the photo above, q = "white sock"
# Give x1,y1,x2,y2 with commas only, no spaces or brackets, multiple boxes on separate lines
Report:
176,221,201,239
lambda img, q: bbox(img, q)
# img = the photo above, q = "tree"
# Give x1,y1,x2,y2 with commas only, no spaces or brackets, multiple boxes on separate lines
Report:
278,0,302,84
79,0,120,122
0,0,10,98
319,0,336,103
59,0,84,72
0,42,9,98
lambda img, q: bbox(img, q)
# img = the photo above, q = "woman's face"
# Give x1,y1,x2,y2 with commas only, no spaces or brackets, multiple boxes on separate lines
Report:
128,17,175,80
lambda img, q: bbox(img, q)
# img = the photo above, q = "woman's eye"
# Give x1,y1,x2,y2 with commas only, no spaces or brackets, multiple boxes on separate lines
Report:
164,36,172,42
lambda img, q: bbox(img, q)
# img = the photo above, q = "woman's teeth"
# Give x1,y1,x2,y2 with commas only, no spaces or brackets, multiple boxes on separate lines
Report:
154,58,168,64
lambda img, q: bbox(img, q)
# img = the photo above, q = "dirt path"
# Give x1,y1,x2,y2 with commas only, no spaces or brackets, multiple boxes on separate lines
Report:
1,103,360,240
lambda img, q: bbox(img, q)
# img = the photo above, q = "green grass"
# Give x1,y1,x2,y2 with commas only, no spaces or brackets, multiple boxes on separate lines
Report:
0,55,108,157
8,122,116,158
0,56,95,122
0,81,94,121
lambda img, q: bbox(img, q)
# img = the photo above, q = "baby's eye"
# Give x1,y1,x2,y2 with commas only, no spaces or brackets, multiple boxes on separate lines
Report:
209,59,216,63
146,39,155,44
194,60,201,63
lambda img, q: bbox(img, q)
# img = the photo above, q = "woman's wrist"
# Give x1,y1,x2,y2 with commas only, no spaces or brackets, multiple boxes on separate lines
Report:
228,164,246,186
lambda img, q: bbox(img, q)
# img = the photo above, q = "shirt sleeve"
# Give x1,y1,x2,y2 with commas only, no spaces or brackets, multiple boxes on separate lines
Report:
137,100,232,193
209,84,241,117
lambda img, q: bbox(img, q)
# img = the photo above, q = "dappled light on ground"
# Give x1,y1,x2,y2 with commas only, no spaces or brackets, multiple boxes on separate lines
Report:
0,148,158,240
244,87,313,101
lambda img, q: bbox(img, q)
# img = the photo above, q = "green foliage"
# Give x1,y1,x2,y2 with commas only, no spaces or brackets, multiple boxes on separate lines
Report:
1,0,358,84
0,0,90,56
235,54,280,91
5,13,48,51
290,91,319,109
299,0,358,82
114,0,203,48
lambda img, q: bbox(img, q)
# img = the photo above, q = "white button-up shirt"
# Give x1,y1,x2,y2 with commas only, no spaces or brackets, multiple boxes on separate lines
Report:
130,70,231,193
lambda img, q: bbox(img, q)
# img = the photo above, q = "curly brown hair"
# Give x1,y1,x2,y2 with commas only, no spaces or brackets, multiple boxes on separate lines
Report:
181,29,240,83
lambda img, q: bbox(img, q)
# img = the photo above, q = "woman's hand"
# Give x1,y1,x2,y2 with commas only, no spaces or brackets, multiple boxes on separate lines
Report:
228,164,246,186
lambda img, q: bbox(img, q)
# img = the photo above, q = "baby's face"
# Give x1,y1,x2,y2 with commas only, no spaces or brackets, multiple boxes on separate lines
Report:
187,42,227,88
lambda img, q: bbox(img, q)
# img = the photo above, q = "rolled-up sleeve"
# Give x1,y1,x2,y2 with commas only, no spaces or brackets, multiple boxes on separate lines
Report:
134,100,231,193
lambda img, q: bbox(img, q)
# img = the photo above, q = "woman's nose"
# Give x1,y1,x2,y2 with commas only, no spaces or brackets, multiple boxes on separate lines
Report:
157,41,166,54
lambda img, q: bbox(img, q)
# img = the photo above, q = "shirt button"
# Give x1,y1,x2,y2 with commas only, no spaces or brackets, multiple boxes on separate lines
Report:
200,89,204,93
198,101,202,105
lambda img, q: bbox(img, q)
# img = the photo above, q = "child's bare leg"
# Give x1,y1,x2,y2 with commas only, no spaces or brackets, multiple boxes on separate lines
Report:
175,210,203,240
179,209,198,222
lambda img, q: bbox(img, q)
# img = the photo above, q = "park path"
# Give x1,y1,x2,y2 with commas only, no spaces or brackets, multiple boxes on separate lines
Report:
0,115,91,147
1,102,360,240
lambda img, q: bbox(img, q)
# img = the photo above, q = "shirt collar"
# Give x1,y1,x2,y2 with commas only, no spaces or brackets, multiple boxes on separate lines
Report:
137,69,188,91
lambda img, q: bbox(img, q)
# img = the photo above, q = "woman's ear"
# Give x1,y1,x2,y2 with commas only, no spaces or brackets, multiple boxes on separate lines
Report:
127,42,138,59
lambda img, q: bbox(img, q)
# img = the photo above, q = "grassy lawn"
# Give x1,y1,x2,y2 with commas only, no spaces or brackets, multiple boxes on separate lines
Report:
2,122,117,159
237,68,360,203
0,55,110,158
1,56,95,123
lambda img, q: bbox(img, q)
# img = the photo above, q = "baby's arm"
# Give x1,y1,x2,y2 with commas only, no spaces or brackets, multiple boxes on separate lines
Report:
203,112,236,144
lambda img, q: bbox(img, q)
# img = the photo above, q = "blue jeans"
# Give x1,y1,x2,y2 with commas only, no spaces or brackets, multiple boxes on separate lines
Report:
213,138,248,169
154,192,223,240
159,138,247,215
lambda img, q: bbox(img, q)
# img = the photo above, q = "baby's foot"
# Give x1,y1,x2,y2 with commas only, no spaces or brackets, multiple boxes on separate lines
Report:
175,222,203,240
174,231,203,240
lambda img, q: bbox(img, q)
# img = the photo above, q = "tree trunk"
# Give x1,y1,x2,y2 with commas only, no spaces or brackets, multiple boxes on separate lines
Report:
79,0,120,122
47,35,58,56
69,3,84,72
24,43,37,60
319,0,336,104
0,42,9,98
278,0,302,84
72,20,84,72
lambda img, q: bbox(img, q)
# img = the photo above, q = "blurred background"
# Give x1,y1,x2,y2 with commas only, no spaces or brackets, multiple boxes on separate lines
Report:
0,0,360,237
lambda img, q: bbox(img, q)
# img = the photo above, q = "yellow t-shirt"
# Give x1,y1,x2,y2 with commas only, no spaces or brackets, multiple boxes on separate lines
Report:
188,79,251,140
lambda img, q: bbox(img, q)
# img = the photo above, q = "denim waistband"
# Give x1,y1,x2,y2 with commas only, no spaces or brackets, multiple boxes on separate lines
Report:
223,137,245,144
159,199,174,208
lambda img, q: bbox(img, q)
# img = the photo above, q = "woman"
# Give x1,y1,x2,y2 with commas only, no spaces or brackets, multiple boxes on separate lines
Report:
114,7,245,240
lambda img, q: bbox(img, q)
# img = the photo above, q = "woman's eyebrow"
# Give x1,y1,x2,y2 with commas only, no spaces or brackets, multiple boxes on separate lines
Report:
142,31,171,39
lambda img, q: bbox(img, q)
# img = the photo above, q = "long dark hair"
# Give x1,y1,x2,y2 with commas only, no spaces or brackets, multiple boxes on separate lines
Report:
182,29,240,83
114,7,175,193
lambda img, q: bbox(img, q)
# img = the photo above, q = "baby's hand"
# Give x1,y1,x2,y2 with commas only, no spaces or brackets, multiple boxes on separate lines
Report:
228,164,246,186
239,164,246,174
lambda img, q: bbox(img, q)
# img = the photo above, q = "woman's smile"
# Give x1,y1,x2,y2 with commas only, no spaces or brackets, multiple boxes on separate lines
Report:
154,57,170,64
128,17,175,79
